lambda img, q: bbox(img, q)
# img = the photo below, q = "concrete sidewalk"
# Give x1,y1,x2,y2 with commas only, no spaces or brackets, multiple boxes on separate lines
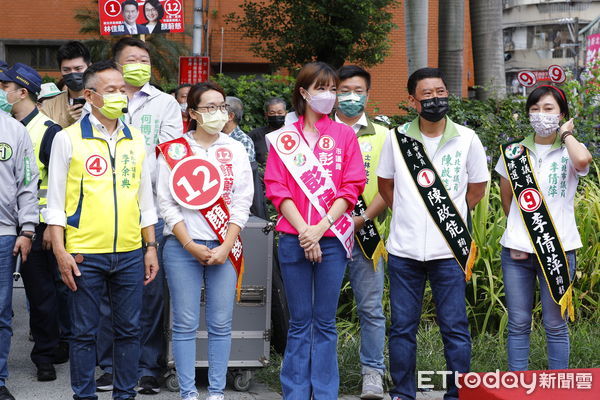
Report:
6,284,444,399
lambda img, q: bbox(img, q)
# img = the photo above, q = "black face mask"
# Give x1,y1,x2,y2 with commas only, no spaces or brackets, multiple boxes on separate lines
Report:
63,72,84,92
267,115,286,129
419,97,449,122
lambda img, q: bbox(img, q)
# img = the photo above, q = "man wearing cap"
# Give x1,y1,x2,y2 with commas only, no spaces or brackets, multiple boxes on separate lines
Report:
0,82,40,400
46,59,159,400
37,83,64,108
0,63,64,382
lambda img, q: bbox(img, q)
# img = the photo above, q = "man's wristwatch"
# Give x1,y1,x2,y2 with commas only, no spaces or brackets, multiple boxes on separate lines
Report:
19,231,36,241
360,213,370,223
144,241,159,249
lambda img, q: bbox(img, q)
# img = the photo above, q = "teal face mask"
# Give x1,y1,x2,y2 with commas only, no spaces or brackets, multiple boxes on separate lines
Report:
337,92,367,118
0,89,18,114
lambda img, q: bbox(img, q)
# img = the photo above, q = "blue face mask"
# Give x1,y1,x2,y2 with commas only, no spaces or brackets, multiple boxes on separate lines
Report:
0,89,17,114
336,92,367,118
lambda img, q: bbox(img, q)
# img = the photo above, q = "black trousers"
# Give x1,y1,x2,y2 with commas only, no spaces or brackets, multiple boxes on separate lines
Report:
20,224,61,365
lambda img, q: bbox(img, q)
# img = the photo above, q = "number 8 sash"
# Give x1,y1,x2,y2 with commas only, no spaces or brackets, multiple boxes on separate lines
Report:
501,142,574,320
156,138,245,299
266,125,355,258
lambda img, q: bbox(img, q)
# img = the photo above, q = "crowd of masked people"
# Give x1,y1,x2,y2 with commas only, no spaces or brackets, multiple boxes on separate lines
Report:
0,37,592,400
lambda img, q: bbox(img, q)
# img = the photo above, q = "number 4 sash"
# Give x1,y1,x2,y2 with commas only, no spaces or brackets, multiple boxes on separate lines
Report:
394,128,477,280
266,125,355,258
156,138,244,299
501,142,574,320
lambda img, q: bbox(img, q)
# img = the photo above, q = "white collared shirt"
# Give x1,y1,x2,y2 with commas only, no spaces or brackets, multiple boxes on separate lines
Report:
157,132,254,240
45,114,157,228
125,23,138,35
377,121,490,261
334,112,368,134
495,140,589,252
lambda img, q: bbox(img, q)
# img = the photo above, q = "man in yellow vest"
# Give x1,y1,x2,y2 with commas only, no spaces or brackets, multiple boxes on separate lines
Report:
334,65,390,399
0,63,64,382
46,60,159,400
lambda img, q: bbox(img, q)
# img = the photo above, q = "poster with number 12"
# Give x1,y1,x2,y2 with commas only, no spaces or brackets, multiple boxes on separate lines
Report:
99,0,184,36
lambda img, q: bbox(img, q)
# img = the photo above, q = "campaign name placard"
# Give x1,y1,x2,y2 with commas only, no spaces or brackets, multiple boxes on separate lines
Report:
99,0,184,36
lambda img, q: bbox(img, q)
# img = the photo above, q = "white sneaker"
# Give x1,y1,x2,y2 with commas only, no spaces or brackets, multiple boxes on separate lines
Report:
206,394,224,400
183,394,199,400
361,371,384,399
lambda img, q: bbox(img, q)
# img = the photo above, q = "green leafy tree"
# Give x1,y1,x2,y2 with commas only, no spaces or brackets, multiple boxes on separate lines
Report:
226,0,399,70
74,0,189,86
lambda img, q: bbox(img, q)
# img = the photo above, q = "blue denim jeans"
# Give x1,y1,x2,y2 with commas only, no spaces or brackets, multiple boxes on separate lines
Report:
163,236,236,398
69,249,144,400
278,234,348,400
0,235,16,387
348,242,385,375
388,255,470,400
501,247,576,371
97,219,165,378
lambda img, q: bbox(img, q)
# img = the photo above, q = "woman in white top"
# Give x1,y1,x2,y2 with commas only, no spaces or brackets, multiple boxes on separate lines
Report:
158,82,253,400
495,85,592,371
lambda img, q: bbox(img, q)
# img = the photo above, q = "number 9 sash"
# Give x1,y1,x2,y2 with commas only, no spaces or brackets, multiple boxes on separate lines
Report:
501,142,574,320
266,125,355,258
156,138,244,299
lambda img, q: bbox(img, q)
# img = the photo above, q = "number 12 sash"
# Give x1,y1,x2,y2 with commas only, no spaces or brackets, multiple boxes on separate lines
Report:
394,128,477,280
266,125,355,258
156,138,244,299
501,142,574,320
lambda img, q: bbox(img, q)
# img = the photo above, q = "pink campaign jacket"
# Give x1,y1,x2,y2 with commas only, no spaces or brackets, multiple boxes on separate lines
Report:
265,114,366,236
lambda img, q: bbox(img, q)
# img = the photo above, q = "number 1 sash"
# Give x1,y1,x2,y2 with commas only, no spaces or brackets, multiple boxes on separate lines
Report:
156,138,244,299
266,125,355,258
394,128,477,280
501,142,574,320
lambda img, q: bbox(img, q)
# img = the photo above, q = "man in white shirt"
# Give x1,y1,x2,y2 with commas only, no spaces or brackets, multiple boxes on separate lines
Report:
95,36,182,395
377,68,489,400
46,60,158,400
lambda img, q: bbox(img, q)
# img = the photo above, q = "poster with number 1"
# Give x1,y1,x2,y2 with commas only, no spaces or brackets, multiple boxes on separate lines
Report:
98,0,184,36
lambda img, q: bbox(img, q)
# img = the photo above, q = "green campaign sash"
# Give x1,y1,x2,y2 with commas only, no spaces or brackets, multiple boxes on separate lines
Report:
394,128,477,280
352,195,387,270
501,142,574,320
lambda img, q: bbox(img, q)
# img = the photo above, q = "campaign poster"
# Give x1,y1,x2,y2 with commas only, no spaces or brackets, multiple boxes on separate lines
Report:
98,0,184,36
586,33,600,66
179,56,210,85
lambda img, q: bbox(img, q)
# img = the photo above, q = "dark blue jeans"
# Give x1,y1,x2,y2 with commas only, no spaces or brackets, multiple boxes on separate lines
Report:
278,234,348,400
0,235,16,387
97,219,165,378
69,249,144,400
388,255,471,400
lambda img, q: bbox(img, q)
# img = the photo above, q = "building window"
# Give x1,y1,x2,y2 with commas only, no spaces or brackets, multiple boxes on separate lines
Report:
5,45,60,70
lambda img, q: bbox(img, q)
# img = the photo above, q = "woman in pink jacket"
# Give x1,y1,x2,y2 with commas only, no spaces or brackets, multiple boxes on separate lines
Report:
265,62,366,400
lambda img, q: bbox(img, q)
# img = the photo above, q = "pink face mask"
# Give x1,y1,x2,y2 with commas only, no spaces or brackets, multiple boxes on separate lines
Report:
304,90,336,115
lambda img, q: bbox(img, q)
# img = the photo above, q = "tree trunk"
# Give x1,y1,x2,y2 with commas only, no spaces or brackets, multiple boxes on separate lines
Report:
439,0,464,97
470,0,507,100
404,0,429,75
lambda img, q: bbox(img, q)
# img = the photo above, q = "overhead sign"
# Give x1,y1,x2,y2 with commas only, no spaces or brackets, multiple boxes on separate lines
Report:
179,56,210,85
99,0,184,36
517,65,566,87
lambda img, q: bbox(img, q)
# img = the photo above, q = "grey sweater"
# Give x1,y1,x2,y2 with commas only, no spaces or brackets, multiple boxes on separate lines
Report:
0,113,39,235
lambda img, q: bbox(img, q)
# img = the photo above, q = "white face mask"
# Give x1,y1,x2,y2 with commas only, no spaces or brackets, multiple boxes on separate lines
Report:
304,90,336,115
180,103,188,113
529,112,560,137
193,109,228,135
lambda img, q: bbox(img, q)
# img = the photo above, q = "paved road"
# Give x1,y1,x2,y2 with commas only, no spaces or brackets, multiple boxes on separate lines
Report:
6,284,443,399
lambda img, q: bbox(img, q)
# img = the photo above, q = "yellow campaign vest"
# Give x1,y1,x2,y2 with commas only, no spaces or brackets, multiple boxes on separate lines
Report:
357,120,391,239
64,115,146,254
25,111,56,220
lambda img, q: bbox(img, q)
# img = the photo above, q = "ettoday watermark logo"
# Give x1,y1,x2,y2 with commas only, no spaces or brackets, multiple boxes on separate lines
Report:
418,370,593,394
